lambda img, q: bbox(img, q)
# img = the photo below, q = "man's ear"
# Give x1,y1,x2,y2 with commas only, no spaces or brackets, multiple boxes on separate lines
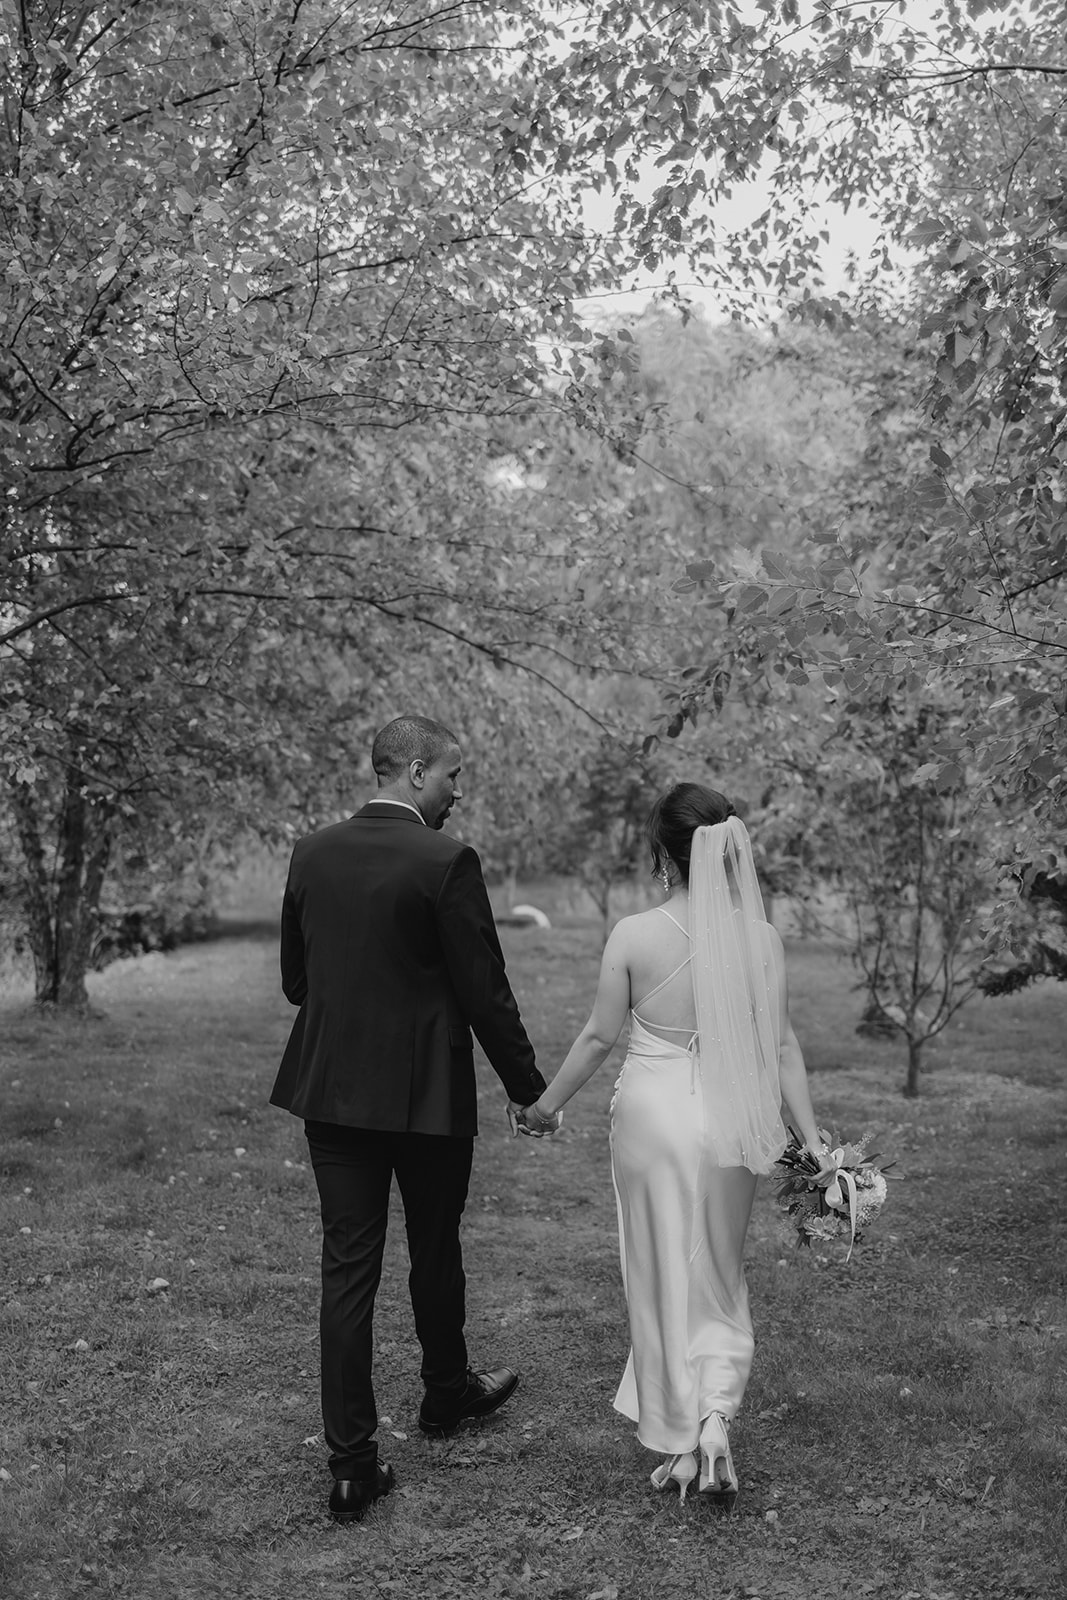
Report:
409,760,425,789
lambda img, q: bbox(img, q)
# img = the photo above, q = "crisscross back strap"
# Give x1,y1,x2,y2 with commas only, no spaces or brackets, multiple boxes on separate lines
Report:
631,906,692,1018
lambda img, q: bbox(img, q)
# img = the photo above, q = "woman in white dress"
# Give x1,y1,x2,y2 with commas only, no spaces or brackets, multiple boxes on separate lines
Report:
519,784,821,1507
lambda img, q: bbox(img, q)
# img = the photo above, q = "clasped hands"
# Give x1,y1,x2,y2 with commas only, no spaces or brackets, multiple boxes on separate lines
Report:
507,1100,563,1138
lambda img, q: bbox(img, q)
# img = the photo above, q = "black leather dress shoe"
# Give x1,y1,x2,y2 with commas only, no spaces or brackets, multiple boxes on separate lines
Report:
418,1366,520,1437
328,1462,395,1523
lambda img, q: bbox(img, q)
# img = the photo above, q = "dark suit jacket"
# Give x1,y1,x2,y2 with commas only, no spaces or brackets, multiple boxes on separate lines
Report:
270,801,545,1136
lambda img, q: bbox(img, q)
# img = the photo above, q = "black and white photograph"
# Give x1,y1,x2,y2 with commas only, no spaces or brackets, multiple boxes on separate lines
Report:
2,2,1064,1597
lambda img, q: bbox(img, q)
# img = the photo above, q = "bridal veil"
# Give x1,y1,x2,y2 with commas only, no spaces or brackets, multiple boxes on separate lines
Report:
688,817,787,1174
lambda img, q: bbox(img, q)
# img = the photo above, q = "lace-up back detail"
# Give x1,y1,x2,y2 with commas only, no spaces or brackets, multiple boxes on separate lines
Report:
631,908,697,1049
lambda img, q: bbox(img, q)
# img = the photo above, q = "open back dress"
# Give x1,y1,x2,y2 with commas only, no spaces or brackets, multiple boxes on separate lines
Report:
609,905,779,1453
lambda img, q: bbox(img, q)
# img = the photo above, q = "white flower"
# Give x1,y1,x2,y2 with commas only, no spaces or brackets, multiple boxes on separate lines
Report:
854,1170,888,1227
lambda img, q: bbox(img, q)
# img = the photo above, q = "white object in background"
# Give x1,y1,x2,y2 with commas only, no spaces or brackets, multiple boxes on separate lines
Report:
511,904,551,928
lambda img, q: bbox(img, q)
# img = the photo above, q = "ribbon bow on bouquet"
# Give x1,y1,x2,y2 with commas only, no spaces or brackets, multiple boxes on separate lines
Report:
812,1144,862,1260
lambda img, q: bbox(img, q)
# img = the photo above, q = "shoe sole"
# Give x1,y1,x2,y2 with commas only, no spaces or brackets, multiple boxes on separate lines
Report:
418,1375,520,1438
329,1499,387,1524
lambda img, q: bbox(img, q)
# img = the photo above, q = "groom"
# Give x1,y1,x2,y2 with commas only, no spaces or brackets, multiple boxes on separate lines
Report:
270,715,547,1522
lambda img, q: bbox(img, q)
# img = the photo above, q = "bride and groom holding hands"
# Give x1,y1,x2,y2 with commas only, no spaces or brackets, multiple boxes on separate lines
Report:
270,714,821,1523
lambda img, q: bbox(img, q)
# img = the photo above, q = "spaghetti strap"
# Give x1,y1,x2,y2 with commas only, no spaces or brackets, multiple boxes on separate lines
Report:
656,907,690,939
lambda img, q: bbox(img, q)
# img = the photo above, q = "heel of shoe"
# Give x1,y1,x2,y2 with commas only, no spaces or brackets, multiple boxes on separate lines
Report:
698,1414,738,1511
650,1451,698,1503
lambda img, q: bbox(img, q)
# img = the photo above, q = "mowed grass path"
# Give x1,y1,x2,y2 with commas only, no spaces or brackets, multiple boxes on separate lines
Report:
1,920,1065,1600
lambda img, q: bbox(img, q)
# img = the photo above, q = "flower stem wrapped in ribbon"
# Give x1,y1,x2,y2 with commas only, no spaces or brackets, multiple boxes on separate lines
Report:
774,1127,895,1261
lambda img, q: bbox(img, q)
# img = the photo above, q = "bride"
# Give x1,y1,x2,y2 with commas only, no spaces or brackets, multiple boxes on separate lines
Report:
517,783,821,1507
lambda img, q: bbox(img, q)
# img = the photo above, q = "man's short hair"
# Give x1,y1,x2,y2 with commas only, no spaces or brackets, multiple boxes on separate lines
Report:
371,716,460,782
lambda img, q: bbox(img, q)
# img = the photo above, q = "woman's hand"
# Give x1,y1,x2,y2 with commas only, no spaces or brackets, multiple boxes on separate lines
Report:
514,1100,563,1137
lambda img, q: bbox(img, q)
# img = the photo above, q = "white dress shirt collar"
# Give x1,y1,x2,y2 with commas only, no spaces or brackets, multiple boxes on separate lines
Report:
365,796,426,825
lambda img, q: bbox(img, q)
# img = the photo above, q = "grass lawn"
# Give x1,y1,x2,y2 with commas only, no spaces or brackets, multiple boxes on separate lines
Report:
1,917,1065,1600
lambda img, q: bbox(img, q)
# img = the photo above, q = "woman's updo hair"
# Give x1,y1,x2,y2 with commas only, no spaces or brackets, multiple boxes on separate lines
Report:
647,782,736,884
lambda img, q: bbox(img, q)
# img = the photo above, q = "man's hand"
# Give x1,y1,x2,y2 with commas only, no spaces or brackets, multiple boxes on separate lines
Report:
512,1101,562,1138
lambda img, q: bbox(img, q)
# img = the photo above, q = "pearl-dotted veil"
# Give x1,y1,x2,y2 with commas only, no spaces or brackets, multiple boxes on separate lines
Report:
689,817,787,1173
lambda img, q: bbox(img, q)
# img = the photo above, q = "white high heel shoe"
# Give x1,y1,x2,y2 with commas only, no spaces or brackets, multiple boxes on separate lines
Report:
698,1413,738,1510
650,1450,698,1504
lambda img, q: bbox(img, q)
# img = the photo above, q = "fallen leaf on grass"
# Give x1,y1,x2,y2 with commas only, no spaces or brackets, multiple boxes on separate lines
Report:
585,1588,618,1600
856,1494,891,1515
561,1526,584,1541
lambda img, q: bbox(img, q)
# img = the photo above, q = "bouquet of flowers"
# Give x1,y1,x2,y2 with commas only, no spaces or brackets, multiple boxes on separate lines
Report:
774,1127,893,1261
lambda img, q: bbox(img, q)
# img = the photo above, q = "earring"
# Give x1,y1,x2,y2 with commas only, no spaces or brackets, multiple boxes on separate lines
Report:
659,867,671,894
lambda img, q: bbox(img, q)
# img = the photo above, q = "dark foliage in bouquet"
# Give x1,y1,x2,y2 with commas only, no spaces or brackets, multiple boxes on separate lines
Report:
774,1127,895,1260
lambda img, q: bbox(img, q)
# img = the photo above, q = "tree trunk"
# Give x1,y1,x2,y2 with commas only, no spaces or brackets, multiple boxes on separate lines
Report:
903,1035,923,1097
9,780,56,993
9,774,112,1009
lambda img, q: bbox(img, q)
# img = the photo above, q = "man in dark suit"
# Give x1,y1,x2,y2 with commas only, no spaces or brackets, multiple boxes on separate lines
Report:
271,714,550,1523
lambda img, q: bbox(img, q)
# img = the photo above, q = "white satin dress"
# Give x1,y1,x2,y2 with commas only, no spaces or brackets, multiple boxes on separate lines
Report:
610,908,761,1455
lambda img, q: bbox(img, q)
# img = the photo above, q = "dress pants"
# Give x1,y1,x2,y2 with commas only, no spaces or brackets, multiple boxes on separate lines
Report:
305,1120,475,1480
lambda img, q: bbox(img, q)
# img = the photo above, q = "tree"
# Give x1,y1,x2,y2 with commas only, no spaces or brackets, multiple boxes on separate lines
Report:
8,0,1064,1010
808,693,994,1097
551,739,665,937
977,867,1067,996
504,0,1065,853
0,0,649,1005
